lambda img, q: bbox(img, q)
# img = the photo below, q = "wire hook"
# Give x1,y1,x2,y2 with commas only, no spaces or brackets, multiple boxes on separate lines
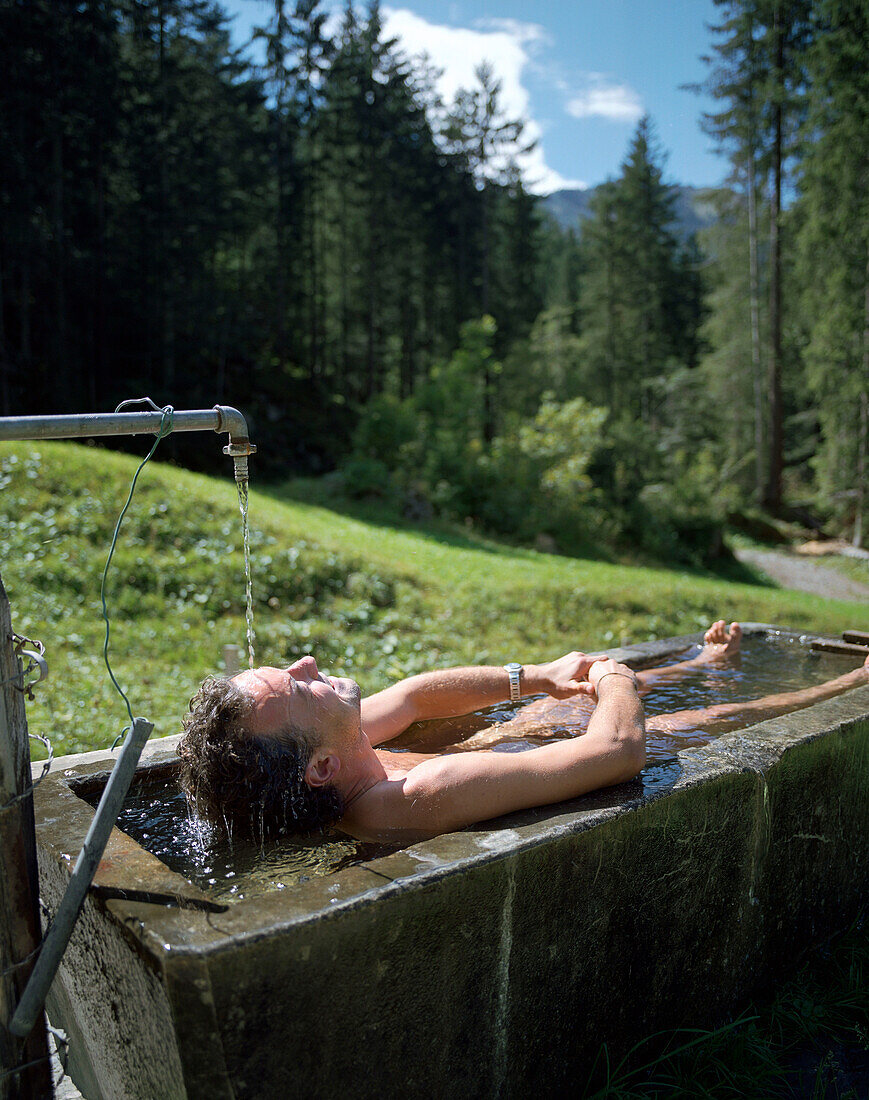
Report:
18,649,48,700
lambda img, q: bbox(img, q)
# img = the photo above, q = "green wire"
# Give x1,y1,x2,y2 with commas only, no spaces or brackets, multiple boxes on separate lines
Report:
101,405,174,748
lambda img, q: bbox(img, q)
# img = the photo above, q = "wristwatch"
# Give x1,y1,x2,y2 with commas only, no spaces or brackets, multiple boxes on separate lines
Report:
503,662,523,704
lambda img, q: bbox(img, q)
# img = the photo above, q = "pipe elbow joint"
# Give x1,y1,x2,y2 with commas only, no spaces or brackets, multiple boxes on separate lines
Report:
214,405,257,457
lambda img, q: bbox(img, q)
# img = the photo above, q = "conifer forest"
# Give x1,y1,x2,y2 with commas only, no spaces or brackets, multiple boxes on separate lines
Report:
1,1,866,558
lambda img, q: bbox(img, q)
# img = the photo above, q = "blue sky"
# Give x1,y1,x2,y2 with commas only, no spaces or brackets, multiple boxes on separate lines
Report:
221,0,725,194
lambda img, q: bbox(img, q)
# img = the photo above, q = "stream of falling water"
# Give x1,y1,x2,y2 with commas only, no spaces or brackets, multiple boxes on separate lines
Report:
236,477,256,669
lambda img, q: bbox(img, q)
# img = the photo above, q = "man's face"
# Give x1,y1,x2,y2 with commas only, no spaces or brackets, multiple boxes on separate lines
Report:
234,656,362,750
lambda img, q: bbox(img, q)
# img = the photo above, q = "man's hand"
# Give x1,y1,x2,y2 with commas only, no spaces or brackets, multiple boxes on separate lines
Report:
362,650,624,746
587,658,639,696
528,651,607,699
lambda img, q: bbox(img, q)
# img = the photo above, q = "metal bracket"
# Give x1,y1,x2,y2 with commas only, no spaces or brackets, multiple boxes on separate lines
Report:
9,634,49,699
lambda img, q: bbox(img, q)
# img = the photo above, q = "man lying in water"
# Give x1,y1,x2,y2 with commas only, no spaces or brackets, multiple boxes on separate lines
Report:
177,621,869,844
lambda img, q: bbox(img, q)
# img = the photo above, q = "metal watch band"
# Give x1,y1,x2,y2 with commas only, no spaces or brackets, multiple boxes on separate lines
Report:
503,662,522,704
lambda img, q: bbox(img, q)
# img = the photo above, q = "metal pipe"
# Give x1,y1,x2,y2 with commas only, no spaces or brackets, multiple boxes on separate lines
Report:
2,400,256,1036
0,404,255,456
9,717,154,1038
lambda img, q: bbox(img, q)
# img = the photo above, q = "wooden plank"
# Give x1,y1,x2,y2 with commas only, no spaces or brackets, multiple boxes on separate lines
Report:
843,630,869,646
0,574,52,1099
810,638,869,657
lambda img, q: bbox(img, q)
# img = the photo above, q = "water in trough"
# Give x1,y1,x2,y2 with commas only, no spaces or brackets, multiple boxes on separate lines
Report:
99,632,860,903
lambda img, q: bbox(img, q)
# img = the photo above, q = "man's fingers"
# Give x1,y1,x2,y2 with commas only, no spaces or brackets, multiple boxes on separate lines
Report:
554,682,595,698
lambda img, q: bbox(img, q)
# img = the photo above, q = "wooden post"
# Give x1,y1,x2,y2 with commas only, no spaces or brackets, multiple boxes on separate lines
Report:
0,574,52,1099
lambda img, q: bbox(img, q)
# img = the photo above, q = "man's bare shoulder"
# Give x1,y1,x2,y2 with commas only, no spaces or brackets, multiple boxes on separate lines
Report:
338,735,637,844
339,750,497,844
338,770,429,845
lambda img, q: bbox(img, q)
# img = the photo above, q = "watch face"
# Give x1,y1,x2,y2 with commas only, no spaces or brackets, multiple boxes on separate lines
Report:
504,663,522,673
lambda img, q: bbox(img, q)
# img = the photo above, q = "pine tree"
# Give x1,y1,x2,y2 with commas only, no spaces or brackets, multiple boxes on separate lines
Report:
576,119,706,503
696,188,767,501
316,2,450,405
794,0,869,544
698,0,812,511
0,0,122,412
443,62,535,440
254,0,332,376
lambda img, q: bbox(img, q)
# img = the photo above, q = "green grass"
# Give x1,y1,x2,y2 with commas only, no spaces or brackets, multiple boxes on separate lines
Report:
585,916,868,1098
2,440,868,758
2,442,866,1095
822,554,869,588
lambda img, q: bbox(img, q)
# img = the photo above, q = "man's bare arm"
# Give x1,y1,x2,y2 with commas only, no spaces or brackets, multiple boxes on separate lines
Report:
361,652,603,746
349,662,645,842
658,657,869,732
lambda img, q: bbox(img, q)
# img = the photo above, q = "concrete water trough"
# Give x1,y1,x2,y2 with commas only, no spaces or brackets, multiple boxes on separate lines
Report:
31,626,869,1099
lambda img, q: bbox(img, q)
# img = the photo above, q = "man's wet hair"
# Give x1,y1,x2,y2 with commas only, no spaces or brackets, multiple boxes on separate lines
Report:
177,676,344,837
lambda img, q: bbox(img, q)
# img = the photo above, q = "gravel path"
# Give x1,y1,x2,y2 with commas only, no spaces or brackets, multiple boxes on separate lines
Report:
735,548,869,602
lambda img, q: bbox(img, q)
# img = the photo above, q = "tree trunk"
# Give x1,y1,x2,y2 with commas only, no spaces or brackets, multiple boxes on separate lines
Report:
606,220,618,411
19,262,30,379
480,185,494,443
339,177,349,391
158,1,175,394
366,174,378,399
855,251,869,547
51,130,68,408
399,287,416,399
763,6,784,513
307,142,322,379
747,155,765,504
0,253,8,416
0,577,52,1099
91,137,106,409
744,6,765,504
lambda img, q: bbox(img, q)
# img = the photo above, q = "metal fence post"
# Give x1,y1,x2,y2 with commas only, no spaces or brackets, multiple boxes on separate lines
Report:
0,574,52,1098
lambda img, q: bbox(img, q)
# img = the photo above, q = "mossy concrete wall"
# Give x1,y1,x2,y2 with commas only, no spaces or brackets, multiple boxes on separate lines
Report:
31,629,869,1100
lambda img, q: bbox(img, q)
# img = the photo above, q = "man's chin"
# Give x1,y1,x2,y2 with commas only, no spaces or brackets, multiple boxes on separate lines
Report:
335,677,361,705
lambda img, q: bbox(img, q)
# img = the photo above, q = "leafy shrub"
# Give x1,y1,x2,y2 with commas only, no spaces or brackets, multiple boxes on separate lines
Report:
342,456,394,500
632,483,727,566
345,344,611,554
351,393,417,469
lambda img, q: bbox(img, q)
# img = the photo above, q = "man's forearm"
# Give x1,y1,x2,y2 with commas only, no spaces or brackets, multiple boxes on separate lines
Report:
387,671,646,838
361,663,556,745
585,674,646,777
404,664,558,716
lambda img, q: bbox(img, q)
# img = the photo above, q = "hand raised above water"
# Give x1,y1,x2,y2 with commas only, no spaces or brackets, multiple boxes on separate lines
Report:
529,651,608,698
587,658,639,695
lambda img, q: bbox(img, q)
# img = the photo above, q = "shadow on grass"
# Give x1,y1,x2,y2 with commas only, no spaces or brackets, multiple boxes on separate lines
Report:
705,552,776,588
260,479,781,589
258,478,616,565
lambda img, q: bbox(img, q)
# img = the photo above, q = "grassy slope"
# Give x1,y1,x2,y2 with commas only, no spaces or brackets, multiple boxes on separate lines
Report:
2,442,866,1092
2,440,868,758
825,554,869,586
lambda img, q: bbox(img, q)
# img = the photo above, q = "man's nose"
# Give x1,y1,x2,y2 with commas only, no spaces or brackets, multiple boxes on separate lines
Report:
290,654,319,679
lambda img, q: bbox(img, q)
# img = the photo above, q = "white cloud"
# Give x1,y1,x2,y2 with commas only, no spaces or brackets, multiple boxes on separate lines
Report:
527,162,587,195
566,82,644,123
382,7,584,195
383,8,533,117
472,17,552,50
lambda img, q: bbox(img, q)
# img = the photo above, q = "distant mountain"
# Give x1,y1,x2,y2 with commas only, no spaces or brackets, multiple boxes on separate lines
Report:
542,185,719,242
